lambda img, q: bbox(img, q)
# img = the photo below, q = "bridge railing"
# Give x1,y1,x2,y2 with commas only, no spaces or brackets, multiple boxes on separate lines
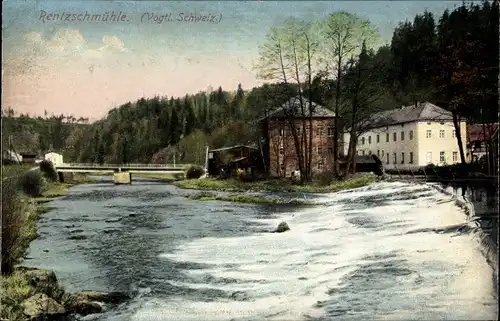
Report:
60,163,188,168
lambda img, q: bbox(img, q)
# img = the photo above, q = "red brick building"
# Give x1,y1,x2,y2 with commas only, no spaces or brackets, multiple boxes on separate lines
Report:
259,96,341,178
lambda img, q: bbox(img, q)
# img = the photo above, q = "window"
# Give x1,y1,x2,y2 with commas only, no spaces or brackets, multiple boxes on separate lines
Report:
362,150,365,155
297,127,301,136
386,133,389,142
368,150,372,155
327,127,333,136
426,152,432,164
393,153,397,164
279,147,284,155
452,151,458,162
317,146,323,155
409,130,414,140
401,152,405,164
280,163,285,171
382,150,385,157
386,153,389,164
409,152,414,164
361,137,365,145
439,130,445,138
368,136,372,144
377,150,380,157
452,130,456,138
376,134,380,143
317,159,324,170
426,130,432,138
393,132,397,142
316,126,323,136
440,151,445,163
401,131,404,140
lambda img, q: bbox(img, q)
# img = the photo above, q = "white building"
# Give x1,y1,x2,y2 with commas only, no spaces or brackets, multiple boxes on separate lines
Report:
45,152,64,167
343,102,467,171
3,150,22,163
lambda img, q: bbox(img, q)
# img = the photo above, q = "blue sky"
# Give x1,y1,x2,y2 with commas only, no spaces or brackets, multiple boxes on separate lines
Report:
3,0,464,119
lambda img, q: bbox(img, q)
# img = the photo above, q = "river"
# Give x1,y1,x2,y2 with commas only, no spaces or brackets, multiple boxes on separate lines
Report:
25,179,498,320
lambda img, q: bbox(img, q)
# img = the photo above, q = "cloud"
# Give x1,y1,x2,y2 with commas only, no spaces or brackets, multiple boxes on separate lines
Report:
23,32,43,44
99,35,128,53
20,28,129,57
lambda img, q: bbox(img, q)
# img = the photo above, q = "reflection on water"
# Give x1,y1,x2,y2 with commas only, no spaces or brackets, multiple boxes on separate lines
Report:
26,180,498,321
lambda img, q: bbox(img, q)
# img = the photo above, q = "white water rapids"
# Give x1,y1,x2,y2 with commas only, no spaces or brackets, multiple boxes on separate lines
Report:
121,182,497,321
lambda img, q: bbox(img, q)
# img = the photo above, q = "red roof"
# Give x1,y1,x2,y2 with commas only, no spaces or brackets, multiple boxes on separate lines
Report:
467,123,499,142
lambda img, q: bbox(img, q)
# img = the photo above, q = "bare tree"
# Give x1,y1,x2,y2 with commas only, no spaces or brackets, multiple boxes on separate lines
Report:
255,19,320,183
318,11,379,177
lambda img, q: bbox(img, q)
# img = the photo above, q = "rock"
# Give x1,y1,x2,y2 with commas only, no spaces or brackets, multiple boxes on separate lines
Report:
274,221,290,233
22,293,66,319
18,267,60,296
65,299,103,316
73,291,130,304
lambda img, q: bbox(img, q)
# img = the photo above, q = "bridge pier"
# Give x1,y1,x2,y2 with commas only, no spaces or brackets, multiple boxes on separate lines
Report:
113,172,132,185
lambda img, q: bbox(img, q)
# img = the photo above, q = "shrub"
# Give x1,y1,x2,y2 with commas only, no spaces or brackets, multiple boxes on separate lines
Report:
0,270,32,320
314,171,335,186
185,165,205,179
39,160,58,182
1,179,32,275
18,170,45,197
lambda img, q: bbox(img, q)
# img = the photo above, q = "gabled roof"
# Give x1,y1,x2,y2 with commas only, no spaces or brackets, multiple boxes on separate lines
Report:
209,145,258,152
467,123,499,142
259,96,336,121
361,102,453,130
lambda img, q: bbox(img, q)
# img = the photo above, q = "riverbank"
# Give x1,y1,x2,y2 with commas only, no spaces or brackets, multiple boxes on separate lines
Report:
0,167,107,321
187,192,313,205
175,174,378,194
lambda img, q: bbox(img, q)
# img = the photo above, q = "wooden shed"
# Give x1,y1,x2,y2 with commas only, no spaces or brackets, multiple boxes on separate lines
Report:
207,145,265,177
20,152,37,164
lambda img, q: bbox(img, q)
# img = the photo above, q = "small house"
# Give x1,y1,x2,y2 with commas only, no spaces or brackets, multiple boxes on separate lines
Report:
45,152,64,167
20,152,37,164
2,150,22,164
467,123,498,163
207,145,264,177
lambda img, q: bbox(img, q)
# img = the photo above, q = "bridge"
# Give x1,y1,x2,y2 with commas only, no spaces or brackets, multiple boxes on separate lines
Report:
55,163,193,184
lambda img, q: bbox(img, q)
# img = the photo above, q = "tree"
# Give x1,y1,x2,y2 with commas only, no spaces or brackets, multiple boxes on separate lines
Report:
318,11,380,177
341,43,392,176
254,18,319,182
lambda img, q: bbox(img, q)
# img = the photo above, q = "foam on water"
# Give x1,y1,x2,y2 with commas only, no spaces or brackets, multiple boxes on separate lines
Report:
130,182,497,321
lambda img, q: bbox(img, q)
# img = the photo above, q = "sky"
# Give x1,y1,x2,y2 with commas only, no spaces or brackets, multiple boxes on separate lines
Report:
2,0,464,120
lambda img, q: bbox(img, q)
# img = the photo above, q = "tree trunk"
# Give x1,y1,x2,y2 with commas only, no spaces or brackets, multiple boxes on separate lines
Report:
452,111,466,165
333,56,342,178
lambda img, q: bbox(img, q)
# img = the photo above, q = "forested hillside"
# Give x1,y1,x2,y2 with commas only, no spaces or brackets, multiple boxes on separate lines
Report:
2,108,90,159
4,1,497,166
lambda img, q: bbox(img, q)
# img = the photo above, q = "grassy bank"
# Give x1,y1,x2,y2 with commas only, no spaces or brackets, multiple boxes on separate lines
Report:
1,165,93,320
187,192,311,205
133,172,184,182
175,174,377,194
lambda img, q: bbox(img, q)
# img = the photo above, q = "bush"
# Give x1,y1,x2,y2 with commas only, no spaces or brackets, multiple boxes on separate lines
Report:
314,171,335,186
185,165,205,179
18,170,45,197
39,160,58,182
1,179,34,275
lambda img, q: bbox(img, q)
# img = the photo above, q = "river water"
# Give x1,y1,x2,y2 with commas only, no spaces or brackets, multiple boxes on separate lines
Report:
25,179,498,320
